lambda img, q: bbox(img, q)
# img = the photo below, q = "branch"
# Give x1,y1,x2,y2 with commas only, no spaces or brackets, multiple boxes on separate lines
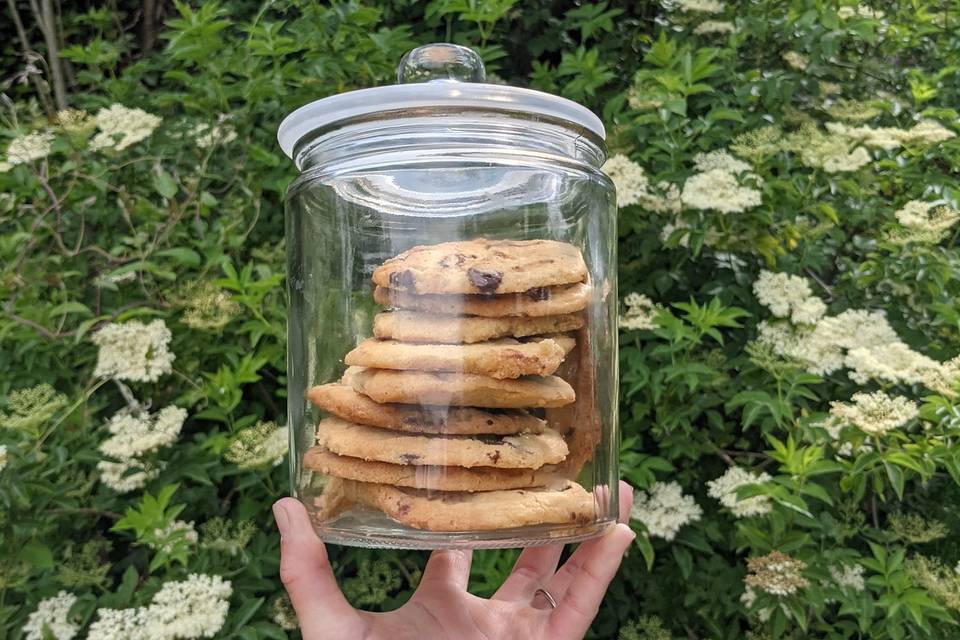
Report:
29,0,67,109
5,0,56,116
140,0,158,52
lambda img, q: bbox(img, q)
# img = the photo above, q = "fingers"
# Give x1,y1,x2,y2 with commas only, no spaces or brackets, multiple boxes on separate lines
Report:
418,549,474,592
274,498,363,638
618,480,633,524
546,523,635,640
491,545,565,602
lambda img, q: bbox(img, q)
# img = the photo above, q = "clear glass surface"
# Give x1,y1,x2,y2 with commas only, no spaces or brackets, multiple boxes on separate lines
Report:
285,112,618,549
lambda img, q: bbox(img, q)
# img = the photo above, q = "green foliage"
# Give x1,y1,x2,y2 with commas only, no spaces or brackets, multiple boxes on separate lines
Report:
2,0,960,638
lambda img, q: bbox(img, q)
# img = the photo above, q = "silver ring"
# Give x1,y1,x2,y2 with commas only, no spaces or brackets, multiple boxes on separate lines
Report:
533,587,557,609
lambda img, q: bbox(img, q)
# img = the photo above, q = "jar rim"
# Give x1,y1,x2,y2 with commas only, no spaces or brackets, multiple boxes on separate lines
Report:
277,81,606,159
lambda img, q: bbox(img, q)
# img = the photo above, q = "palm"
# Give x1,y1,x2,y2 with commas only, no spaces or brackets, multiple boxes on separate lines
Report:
272,482,634,640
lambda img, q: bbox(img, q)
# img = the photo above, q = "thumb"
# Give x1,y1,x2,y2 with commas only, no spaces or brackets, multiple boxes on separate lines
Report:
274,497,364,639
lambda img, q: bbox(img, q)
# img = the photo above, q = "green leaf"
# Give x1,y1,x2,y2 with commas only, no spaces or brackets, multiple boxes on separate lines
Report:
634,533,655,571
23,542,54,569
49,301,93,317
154,168,178,199
156,248,202,267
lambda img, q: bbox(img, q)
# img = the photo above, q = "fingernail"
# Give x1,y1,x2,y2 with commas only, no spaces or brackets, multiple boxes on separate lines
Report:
273,502,290,537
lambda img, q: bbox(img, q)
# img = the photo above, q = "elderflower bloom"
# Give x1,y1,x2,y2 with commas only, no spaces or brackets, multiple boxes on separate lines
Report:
785,124,872,172
5,131,55,166
603,154,650,208
97,459,157,493
99,406,186,461
693,149,753,175
837,4,884,19
824,100,882,123
707,467,773,517
830,391,918,436
23,591,79,640
0,383,68,436
90,574,232,640
180,281,241,330
921,356,960,398
745,551,809,596
903,120,955,144
675,0,724,13
782,51,808,71
200,518,257,556
271,594,298,630
56,109,95,134
753,271,826,325
731,126,784,161
830,564,866,591
681,169,762,213
92,320,174,382
225,421,288,468
191,118,238,149
150,520,198,555
0,444,7,472
891,200,960,243
845,341,941,385
620,292,659,331
89,104,162,152
693,20,736,35
631,481,702,540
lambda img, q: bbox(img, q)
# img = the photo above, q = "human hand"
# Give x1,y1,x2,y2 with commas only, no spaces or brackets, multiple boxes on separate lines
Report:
273,481,635,640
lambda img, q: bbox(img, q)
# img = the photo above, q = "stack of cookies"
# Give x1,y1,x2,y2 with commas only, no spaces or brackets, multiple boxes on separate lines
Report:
303,239,600,532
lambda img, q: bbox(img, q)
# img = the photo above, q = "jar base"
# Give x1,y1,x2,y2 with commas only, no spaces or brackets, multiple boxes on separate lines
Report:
311,517,618,550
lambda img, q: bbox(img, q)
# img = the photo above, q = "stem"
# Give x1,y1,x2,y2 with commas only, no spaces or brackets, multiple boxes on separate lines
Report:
5,0,56,115
32,0,68,109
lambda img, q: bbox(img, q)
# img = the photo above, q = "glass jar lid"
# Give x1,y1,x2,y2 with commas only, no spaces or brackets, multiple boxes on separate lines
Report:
277,43,606,158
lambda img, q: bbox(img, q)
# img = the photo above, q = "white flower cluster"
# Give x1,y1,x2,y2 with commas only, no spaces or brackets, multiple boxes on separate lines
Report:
191,118,238,149
826,120,956,150
56,108,95,134
620,292,659,331
829,563,866,591
97,405,186,493
0,444,7,472
753,274,960,389
891,200,960,243
92,320,175,382
675,0,724,13
830,391,918,436
3,132,55,171
746,551,809,596
150,520,198,555
225,421,288,468
88,574,232,640
23,591,78,640
706,466,773,517
824,99,882,123
89,104,162,152
631,481,702,540
602,154,682,213
785,123,872,173
837,4,884,19
682,149,762,213
782,51,808,71
693,20,736,35
753,270,826,325
604,154,649,208
271,594,299,630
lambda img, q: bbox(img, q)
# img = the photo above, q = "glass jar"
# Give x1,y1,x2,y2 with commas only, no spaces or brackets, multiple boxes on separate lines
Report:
278,44,618,549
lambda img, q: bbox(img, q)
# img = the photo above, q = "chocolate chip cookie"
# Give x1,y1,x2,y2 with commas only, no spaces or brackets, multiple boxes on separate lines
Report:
372,311,585,344
373,282,591,317
372,239,587,295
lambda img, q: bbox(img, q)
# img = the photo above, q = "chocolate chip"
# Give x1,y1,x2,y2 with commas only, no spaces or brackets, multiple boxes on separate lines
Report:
485,419,494,426
487,451,501,463
397,501,411,515
389,270,416,290
525,287,550,301
467,267,503,293
399,453,422,464
455,253,467,265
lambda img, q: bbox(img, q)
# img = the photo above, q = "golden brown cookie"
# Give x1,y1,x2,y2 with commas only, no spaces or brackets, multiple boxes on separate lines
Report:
315,417,568,469
372,239,587,295
306,383,547,435
342,366,576,408
373,282,591,317
373,311,585,344
343,479,596,531
344,336,575,380
312,477,352,522
303,447,556,491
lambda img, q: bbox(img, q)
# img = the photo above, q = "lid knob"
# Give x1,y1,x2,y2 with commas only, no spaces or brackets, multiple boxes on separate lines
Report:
397,43,486,84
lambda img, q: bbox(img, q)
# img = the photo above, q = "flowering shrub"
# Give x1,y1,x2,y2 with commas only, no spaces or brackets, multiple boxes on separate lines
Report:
1,1,959,638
